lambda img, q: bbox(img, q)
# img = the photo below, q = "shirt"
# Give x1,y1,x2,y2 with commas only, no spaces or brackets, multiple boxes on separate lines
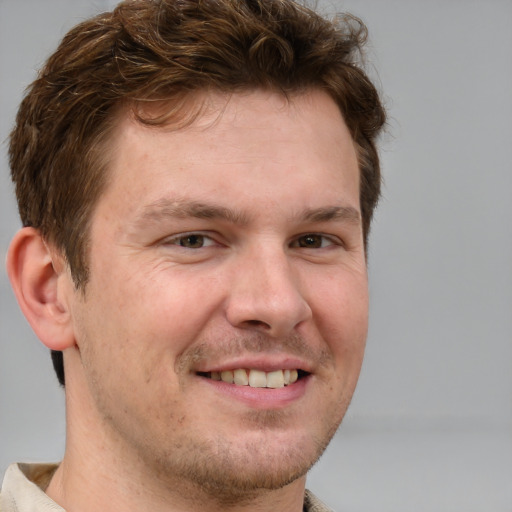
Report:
0,463,333,512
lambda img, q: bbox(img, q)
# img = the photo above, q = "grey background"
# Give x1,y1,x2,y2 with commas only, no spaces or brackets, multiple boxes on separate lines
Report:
1,0,511,511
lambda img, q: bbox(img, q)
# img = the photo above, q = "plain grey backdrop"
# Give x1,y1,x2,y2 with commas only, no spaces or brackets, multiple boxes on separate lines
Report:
1,1,511,511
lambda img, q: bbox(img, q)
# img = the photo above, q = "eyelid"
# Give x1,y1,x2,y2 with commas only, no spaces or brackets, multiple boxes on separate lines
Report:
290,233,344,249
162,231,219,248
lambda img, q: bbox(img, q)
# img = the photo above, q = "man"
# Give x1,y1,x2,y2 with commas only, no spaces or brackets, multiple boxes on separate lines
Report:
1,0,385,510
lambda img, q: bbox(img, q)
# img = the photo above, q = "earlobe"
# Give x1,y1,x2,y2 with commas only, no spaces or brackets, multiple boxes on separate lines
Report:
6,227,76,351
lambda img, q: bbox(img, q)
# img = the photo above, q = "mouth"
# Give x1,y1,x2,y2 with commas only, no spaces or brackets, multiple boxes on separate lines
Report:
196,369,309,389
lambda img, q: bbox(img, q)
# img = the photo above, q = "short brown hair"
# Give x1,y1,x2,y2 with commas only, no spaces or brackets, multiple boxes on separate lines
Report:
9,0,386,386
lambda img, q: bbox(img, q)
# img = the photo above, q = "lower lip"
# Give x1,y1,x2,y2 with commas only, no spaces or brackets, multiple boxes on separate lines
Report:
199,375,310,409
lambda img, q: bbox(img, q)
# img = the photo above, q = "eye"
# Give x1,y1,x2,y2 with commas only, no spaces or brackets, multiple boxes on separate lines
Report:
291,234,338,249
166,233,216,249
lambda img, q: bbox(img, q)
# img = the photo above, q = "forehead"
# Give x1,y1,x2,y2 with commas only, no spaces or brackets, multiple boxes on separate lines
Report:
113,87,354,154
98,89,359,220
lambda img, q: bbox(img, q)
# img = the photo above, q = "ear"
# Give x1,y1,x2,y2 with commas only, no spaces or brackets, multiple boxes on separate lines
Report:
6,227,76,351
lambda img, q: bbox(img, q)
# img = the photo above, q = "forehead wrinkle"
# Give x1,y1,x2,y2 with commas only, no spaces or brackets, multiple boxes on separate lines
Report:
136,198,251,227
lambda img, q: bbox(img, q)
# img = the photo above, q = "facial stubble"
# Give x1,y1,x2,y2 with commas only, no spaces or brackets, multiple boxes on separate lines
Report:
80,330,354,506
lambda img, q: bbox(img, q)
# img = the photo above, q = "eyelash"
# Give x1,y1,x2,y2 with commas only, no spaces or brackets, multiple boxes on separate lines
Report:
290,233,342,249
164,233,218,249
163,232,342,250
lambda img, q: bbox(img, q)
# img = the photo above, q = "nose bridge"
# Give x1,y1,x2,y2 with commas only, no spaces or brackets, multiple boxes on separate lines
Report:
226,242,312,336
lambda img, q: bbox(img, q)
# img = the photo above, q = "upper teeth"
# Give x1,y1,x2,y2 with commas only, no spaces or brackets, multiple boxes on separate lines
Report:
210,369,299,388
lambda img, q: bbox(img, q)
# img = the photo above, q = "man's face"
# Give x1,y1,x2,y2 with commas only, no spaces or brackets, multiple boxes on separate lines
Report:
66,89,368,496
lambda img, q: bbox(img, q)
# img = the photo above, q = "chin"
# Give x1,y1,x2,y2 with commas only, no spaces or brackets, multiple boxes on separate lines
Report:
152,426,334,503
176,445,315,501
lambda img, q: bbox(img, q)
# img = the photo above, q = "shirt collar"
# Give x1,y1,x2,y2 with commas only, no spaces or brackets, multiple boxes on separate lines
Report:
0,463,64,512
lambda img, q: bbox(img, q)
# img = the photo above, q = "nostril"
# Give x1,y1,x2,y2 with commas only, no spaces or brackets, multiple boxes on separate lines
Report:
244,319,270,329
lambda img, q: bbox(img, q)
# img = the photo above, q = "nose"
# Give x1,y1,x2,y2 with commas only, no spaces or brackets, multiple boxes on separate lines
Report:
225,247,312,338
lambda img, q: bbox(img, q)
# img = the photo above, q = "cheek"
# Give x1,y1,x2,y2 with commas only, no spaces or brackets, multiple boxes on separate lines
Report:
84,262,224,363
310,270,369,364
131,268,224,334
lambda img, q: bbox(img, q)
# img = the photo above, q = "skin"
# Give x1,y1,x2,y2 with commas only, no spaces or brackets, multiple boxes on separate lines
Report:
8,89,368,512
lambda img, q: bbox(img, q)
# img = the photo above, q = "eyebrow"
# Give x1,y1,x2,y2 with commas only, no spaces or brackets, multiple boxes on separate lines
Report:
137,198,250,226
135,198,360,227
300,205,361,224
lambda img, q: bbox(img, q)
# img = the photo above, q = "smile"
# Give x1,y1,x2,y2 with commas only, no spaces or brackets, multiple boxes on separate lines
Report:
198,369,304,388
